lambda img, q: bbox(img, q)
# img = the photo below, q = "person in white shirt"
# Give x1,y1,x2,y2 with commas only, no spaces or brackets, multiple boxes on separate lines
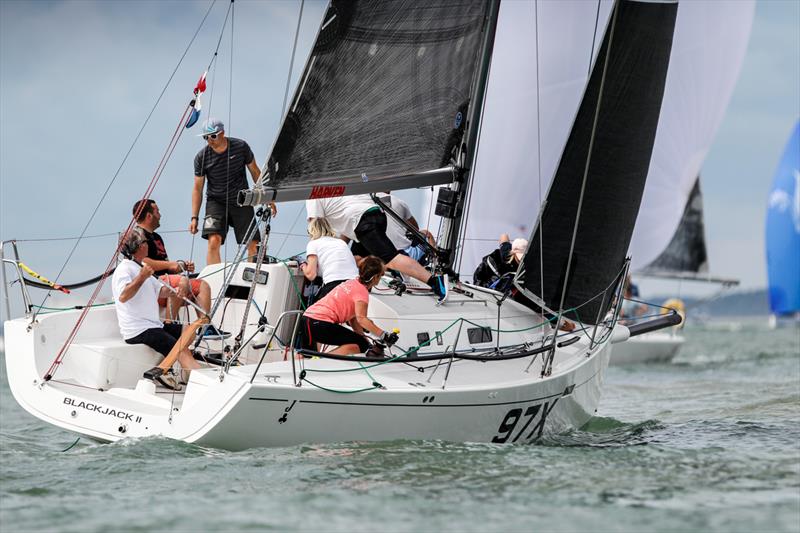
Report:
300,218,359,302
306,195,448,303
111,227,200,390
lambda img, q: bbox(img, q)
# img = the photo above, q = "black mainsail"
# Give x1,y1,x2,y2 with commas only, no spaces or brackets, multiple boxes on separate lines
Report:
241,0,492,204
515,0,679,325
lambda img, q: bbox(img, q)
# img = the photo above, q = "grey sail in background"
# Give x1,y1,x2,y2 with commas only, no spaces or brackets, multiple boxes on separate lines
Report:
261,0,490,202
640,177,709,276
516,0,678,325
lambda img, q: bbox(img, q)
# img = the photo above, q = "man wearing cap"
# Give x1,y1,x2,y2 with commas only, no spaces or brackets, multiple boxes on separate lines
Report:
189,119,276,265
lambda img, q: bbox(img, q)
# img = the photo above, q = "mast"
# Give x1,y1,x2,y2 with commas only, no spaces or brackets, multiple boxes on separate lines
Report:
438,0,500,271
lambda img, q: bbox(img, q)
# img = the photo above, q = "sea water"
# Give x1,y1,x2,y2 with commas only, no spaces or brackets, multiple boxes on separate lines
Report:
1,320,798,532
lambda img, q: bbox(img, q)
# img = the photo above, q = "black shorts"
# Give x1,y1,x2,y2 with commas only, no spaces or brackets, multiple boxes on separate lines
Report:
353,209,398,264
125,322,182,357
315,279,347,302
300,316,370,353
202,198,261,245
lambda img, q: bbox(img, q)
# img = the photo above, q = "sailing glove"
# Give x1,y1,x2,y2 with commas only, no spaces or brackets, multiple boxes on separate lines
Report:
380,331,399,347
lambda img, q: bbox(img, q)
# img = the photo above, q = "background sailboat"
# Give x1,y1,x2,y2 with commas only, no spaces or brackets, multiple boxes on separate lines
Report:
766,119,800,328
613,1,754,364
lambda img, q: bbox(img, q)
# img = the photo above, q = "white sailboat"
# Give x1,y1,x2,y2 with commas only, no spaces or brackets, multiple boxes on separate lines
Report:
2,0,680,450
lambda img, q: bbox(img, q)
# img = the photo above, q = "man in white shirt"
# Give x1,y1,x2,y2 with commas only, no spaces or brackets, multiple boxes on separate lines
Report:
112,227,201,390
306,195,448,302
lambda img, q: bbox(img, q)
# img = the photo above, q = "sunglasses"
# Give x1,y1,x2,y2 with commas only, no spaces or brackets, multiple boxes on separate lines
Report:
202,133,219,140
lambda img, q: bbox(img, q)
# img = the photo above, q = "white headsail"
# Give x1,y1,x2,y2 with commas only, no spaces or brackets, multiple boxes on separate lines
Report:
425,0,614,275
424,0,754,280
629,0,754,272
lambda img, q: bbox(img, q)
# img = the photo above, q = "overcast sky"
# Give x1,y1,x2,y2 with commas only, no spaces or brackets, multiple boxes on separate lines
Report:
1,0,798,318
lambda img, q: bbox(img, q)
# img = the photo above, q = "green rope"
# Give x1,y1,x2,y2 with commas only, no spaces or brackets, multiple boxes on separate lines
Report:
303,308,574,375
357,361,377,383
277,256,306,310
304,317,462,374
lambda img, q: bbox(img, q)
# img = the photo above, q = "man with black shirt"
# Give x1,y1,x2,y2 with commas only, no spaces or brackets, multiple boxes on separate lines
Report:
189,119,276,264
133,199,211,321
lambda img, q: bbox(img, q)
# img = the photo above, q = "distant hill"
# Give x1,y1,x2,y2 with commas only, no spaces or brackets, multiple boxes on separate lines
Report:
652,288,771,318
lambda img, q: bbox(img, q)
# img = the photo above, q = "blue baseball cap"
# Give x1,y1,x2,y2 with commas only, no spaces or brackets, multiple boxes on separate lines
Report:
198,118,224,136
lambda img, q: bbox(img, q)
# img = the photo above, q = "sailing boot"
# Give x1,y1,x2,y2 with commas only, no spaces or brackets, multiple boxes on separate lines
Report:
428,274,449,304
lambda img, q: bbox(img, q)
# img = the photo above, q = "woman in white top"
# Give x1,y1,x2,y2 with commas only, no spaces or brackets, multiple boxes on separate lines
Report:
300,218,359,302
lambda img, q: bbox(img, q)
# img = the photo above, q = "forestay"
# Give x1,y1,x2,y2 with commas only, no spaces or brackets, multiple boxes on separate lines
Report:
427,1,754,279
424,0,614,276
516,0,678,324
254,0,491,202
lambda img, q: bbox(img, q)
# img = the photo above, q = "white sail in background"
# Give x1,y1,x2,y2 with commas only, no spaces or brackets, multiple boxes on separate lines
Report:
628,0,755,271
424,0,754,280
424,0,614,276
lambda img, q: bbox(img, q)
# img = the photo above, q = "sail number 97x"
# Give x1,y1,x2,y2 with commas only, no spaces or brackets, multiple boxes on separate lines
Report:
491,399,558,444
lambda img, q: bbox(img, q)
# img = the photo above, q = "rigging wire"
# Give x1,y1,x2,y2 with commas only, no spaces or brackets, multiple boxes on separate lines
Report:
31,0,218,323
42,1,236,381
534,0,545,314
551,3,619,360
224,0,235,268
280,0,306,121
44,104,194,380
268,1,306,259
194,0,234,268
454,54,494,275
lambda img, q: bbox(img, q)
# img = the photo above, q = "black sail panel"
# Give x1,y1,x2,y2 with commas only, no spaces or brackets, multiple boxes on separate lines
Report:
518,0,678,325
264,0,490,199
641,177,709,275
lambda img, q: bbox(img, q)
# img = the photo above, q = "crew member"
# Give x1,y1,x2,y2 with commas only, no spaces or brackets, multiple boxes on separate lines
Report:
300,217,359,303
300,256,397,355
132,199,211,322
306,195,448,303
111,227,201,390
189,119,276,265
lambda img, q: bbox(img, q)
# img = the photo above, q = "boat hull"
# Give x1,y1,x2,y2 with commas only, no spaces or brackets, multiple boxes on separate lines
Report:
187,346,610,450
609,331,683,365
4,309,612,450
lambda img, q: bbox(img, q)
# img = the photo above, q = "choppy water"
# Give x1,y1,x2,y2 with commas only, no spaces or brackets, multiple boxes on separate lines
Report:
1,320,798,532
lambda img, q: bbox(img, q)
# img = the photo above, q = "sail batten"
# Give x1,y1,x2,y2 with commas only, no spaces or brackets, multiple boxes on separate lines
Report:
257,0,491,199
516,0,678,325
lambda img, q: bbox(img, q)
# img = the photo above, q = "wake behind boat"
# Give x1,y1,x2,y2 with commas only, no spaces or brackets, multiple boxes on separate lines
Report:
3,0,681,449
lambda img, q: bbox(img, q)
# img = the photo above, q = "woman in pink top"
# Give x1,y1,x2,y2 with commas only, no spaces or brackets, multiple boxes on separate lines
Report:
300,256,394,355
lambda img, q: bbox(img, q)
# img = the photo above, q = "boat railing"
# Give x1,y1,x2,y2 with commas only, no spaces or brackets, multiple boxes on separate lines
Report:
246,309,304,385
1,241,33,319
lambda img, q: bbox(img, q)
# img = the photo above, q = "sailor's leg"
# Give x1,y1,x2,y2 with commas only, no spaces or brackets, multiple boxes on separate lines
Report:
386,254,432,284
194,279,211,315
247,240,259,261
207,234,222,265
329,343,362,355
